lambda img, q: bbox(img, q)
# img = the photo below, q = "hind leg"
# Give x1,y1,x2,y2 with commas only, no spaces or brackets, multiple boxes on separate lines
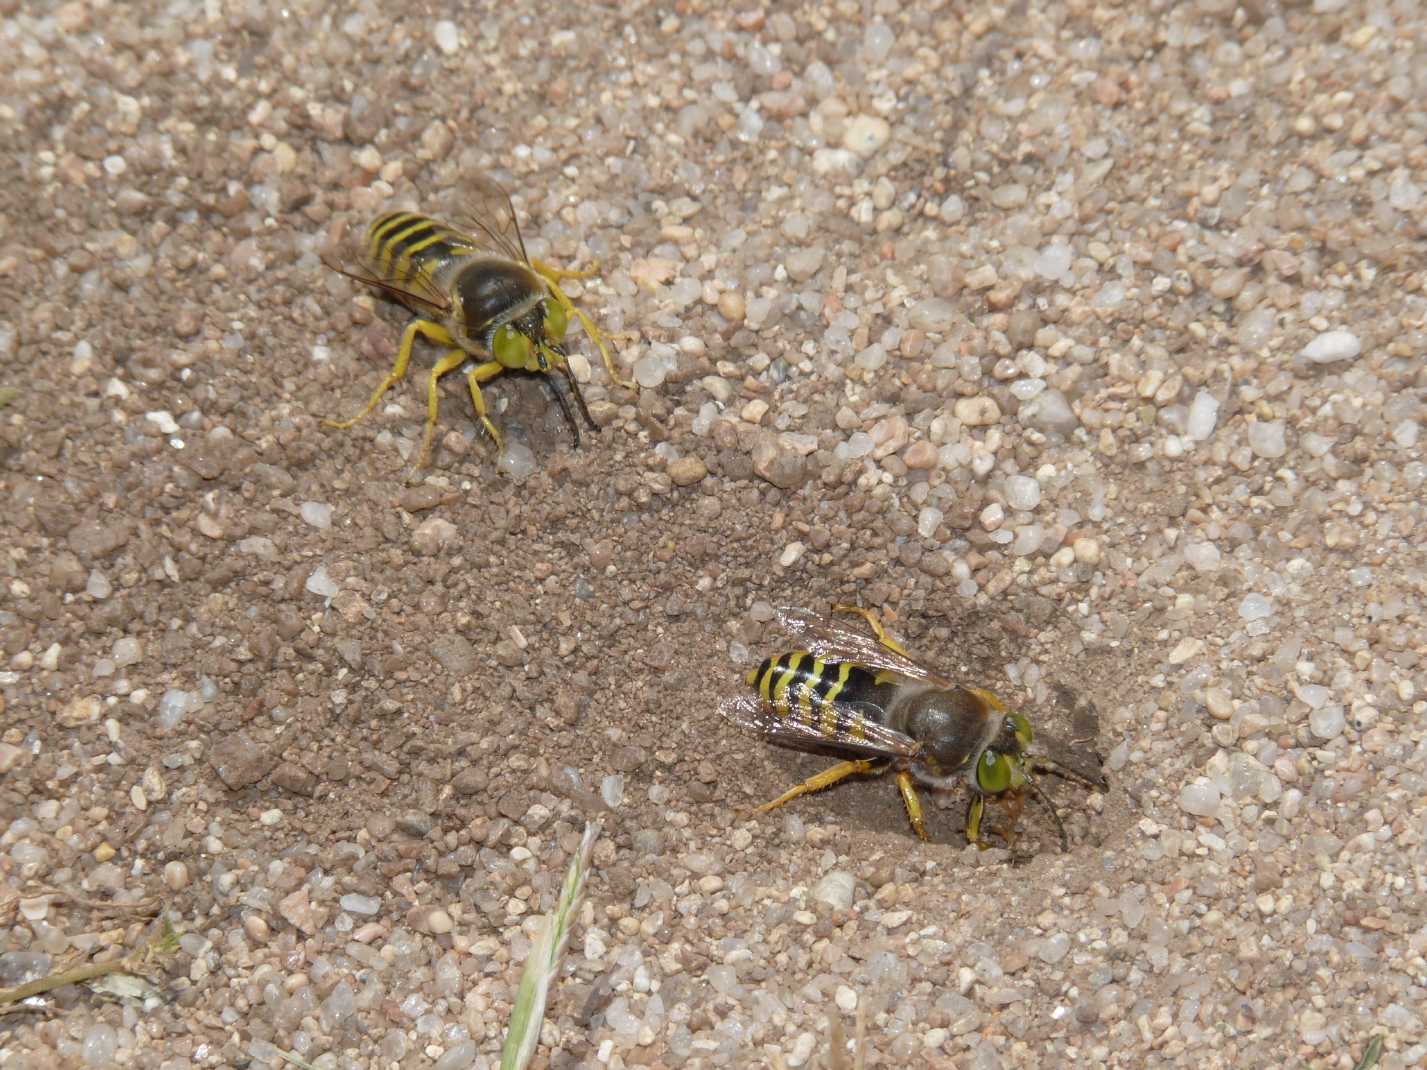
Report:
327,319,457,431
750,759,880,821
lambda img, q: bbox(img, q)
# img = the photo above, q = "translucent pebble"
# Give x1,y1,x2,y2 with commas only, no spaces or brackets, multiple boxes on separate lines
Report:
1020,389,1076,433
1037,933,1070,964
1238,594,1273,621
1297,684,1331,709
305,565,339,599
736,108,764,142
432,1040,476,1070
1011,524,1043,556
86,570,112,599
340,893,381,915
497,442,537,483
1183,540,1221,571
863,21,895,62
158,690,196,731
1299,329,1361,364
1005,474,1041,510
1309,705,1345,740
300,501,333,530
1392,420,1419,448
1179,779,1220,818
1186,390,1219,441
633,351,671,388
846,432,874,458
1035,242,1073,280
83,1024,117,1066
432,20,460,55
747,42,780,76
707,963,741,996
811,870,855,911
917,507,943,539
908,298,956,332
602,774,625,809
112,636,142,667
843,114,891,157
1237,306,1277,351
1247,420,1286,458
1389,173,1422,211
613,996,645,1037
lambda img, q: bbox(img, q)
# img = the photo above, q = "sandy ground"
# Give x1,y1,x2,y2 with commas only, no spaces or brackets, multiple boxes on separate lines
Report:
2,0,1425,1067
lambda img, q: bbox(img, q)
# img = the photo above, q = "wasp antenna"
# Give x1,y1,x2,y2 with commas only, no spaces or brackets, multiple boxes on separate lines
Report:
543,364,582,449
1027,778,1069,853
1032,756,1108,793
555,354,599,434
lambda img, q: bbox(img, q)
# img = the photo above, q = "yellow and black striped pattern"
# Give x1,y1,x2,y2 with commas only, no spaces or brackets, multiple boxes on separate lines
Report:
745,653,889,743
365,212,473,297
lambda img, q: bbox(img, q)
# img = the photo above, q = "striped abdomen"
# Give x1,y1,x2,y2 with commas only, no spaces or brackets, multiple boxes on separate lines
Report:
365,211,473,301
746,652,898,744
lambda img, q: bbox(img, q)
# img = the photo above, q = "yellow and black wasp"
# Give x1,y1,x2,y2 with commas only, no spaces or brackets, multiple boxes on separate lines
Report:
719,606,1106,851
321,172,633,469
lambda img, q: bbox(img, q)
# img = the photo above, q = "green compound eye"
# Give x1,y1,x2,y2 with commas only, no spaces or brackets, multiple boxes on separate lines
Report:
976,750,1014,793
493,324,531,367
543,299,568,342
1009,712,1033,749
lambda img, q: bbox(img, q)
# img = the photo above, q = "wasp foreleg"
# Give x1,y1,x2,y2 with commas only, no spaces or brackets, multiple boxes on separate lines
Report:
532,260,635,390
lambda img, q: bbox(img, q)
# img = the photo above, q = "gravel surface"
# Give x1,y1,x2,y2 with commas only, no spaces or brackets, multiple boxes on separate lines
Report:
2,1,1425,1068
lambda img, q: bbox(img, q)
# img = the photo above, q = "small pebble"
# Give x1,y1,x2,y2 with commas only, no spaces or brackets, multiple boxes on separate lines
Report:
1309,705,1346,740
1005,474,1041,511
1179,779,1220,818
811,870,855,911
432,20,460,55
1247,420,1287,459
1299,329,1361,363
842,115,891,157
300,501,333,529
667,457,708,486
954,396,1002,426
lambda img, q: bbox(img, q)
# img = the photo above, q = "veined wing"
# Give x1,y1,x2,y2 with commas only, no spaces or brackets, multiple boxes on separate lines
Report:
321,222,451,316
771,607,957,688
445,171,530,265
717,693,921,760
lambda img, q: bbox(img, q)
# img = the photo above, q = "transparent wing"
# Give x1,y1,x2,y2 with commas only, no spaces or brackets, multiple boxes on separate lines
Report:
447,172,529,265
717,693,921,760
320,225,451,315
771,607,957,688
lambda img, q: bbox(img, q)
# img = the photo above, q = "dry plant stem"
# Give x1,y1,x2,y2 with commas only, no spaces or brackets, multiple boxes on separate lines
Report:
0,921,177,1007
0,957,133,1007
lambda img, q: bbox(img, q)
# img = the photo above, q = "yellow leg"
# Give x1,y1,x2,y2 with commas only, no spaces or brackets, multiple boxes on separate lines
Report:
750,759,879,819
965,793,987,849
531,260,635,390
895,770,928,841
326,319,458,430
531,258,598,283
831,604,913,658
465,360,506,454
414,349,470,470
965,790,1027,850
